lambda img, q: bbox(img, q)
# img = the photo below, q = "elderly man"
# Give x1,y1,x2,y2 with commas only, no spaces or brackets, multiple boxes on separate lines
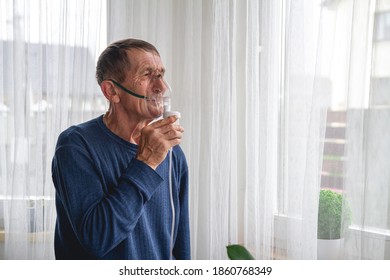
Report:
52,39,190,260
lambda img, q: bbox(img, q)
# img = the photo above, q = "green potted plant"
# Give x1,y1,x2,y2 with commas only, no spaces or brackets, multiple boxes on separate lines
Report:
317,189,351,259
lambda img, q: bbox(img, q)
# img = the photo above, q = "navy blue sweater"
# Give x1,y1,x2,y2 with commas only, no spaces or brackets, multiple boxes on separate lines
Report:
51,115,190,259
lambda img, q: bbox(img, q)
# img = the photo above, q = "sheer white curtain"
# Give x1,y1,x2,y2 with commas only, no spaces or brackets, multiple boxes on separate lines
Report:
323,0,390,259
0,0,106,259
109,0,390,260
2,0,389,260
259,0,327,259
261,0,390,260
108,0,327,260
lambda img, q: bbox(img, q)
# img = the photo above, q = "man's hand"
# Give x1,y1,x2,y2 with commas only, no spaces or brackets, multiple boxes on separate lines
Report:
136,116,184,170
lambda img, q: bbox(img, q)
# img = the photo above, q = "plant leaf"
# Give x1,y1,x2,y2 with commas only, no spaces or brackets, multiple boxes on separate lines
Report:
226,244,255,260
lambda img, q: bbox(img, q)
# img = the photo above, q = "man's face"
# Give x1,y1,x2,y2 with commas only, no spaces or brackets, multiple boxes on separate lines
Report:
120,49,168,119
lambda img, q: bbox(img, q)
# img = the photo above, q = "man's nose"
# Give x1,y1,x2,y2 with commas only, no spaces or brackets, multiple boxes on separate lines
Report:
152,78,168,94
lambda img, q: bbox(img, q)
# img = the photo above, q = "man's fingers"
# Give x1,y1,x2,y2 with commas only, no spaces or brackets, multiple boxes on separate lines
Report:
168,138,182,148
159,124,184,135
165,129,183,140
149,115,177,128
136,116,183,169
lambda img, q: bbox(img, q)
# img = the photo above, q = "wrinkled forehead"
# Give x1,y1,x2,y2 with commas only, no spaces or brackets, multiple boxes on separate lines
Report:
126,49,165,74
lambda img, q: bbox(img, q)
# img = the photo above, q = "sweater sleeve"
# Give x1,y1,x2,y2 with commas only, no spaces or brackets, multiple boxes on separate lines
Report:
52,144,163,258
172,148,191,260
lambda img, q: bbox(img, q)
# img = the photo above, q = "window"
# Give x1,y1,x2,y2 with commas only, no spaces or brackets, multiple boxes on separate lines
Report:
375,11,390,41
0,0,107,259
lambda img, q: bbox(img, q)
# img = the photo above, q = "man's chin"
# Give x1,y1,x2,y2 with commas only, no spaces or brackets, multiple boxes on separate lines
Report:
146,108,163,119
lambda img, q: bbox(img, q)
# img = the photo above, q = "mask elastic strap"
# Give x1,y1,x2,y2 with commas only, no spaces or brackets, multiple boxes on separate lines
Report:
109,79,147,99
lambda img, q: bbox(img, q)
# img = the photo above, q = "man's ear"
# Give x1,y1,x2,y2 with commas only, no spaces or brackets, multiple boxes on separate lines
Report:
101,80,120,103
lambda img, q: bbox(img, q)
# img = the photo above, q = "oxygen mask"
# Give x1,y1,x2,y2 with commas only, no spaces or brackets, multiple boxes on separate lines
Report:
109,78,172,119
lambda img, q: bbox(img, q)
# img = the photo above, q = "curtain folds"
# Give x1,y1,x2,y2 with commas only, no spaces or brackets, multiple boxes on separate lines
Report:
341,0,390,260
1,0,389,260
108,0,328,259
0,0,106,259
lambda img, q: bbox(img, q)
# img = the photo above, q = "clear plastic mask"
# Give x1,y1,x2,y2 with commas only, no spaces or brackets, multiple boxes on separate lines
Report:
109,78,171,119
143,79,171,119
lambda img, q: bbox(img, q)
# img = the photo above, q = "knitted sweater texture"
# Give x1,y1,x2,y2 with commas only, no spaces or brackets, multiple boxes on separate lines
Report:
52,115,190,259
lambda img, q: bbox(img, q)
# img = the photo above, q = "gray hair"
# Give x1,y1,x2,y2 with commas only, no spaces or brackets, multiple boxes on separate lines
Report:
96,38,160,85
